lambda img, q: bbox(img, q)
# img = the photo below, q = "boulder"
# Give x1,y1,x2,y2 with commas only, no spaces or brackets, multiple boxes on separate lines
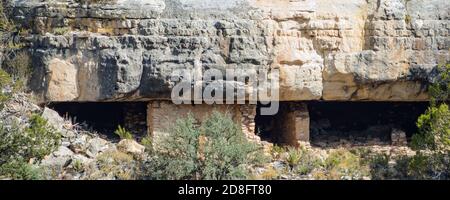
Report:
70,134,90,154
86,137,110,158
117,139,145,155
41,107,64,131
40,146,74,168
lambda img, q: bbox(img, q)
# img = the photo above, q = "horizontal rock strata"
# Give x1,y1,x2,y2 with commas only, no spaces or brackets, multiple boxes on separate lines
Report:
6,0,449,102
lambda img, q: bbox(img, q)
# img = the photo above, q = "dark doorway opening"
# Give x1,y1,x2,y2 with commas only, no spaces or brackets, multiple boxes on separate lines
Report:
308,101,429,147
254,102,279,143
254,102,307,146
48,102,148,139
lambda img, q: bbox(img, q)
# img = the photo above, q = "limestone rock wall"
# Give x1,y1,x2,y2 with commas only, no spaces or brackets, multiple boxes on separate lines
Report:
7,0,449,102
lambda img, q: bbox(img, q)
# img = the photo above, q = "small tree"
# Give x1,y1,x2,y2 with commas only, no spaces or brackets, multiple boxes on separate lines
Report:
411,64,450,151
429,64,449,104
412,104,450,151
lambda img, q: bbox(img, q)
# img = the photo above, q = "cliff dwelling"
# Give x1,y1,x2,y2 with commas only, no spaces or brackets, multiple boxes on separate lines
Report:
48,100,429,147
0,0,448,182
11,0,446,149
49,102,148,140
308,102,429,147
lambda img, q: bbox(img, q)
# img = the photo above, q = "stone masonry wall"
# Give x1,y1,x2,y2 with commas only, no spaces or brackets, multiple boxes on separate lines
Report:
147,101,261,142
239,104,260,143
273,102,310,146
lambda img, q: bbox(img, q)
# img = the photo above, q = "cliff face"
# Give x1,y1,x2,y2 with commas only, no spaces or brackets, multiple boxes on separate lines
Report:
9,0,449,102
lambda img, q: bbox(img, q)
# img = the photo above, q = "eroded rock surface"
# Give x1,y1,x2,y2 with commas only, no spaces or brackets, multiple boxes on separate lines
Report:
7,0,449,102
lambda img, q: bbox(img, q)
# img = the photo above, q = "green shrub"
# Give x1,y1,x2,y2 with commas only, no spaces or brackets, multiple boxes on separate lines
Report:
429,64,449,103
140,135,152,148
201,112,266,179
271,145,286,155
115,125,133,140
365,152,450,180
295,152,323,176
286,147,301,169
404,63,450,179
72,159,84,173
144,111,266,180
407,151,449,180
412,103,450,151
0,115,60,179
0,69,12,109
0,114,60,179
23,115,62,160
368,153,391,180
0,160,42,180
144,114,200,180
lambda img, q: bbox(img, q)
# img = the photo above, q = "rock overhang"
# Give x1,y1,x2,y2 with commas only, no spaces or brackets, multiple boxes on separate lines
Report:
5,0,448,103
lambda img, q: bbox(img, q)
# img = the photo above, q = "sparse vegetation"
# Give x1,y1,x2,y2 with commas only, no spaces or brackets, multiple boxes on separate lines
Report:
295,149,323,176
0,69,12,108
1,2,32,93
0,160,42,180
140,135,152,148
115,125,133,140
272,146,371,180
144,111,266,180
367,153,391,180
1,51,32,91
286,147,301,170
405,14,411,24
406,151,449,179
322,149,369,180
89,150,140,180
52,27,70,35
0,114,61,180
0,115,61,164
259,166,279,180
72,159,84,173
0,3,14,32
